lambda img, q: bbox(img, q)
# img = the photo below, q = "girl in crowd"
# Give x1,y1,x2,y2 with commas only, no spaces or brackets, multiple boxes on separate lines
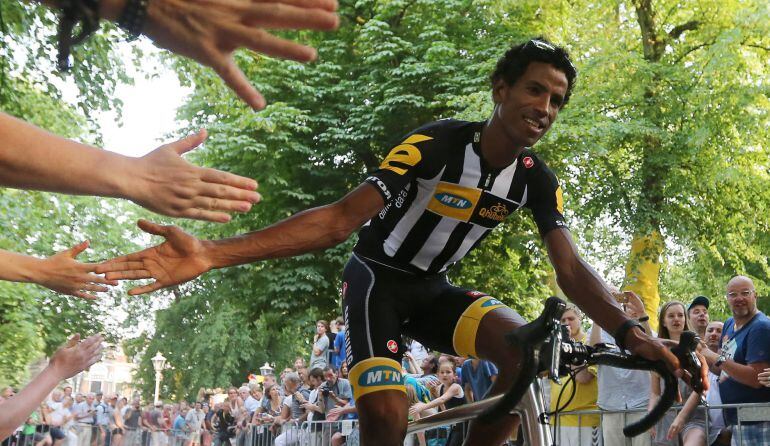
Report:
649,301,706,446
409,360,467,446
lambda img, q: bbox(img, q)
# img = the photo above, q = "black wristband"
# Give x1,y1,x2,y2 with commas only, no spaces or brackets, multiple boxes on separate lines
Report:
118,0,150,40
638,315,650,323
614,319,644,351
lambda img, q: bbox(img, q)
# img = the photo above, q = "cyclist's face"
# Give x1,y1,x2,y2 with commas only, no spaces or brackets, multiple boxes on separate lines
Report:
492,62,568,150
663,305,686,335
560,310,581,338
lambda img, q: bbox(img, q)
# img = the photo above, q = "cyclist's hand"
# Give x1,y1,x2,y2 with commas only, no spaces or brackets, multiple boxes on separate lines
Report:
96,220,212,294
625,328,681,375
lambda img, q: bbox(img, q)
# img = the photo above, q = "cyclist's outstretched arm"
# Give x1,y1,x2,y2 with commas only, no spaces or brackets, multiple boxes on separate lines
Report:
543,228,680,373
97,183,385,294
0,113,260,223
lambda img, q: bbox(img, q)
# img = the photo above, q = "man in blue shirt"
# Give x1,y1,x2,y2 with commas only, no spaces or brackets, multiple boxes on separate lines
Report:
701,275,770,445
461,359,498,403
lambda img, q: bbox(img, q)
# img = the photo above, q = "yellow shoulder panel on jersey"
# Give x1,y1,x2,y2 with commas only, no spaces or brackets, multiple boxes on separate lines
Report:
555,185,564,214
379,134,433,175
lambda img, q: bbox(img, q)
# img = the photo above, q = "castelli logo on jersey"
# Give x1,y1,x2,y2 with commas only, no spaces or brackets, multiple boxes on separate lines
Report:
478,202,510,221
435,192,474,209
387,340,398,353
466,290,485,298
523,157,534,168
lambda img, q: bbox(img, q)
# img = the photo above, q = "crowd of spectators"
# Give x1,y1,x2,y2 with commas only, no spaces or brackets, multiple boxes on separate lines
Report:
551,275,770,446
4,275,770,446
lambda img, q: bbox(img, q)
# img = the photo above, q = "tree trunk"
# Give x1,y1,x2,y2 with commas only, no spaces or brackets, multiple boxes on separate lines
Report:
623,232,664,331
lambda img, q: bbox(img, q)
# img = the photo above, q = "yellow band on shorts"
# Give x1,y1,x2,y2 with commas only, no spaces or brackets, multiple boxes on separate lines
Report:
453,295,507,358
349,357,406,400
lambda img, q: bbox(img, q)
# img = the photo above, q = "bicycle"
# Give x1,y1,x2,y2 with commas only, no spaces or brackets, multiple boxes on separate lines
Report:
406,296,705,445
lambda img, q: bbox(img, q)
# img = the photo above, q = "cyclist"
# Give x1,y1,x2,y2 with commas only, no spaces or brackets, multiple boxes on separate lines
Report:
99,38,683,445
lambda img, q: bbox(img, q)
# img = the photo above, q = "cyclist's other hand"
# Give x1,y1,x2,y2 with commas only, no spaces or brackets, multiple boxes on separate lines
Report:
126,130,260,223
96,220,211,295
134,0,339,110
625,328,681,376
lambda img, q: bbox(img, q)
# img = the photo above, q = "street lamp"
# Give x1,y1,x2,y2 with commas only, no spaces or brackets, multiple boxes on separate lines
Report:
151,352,167,405
259,362,274,376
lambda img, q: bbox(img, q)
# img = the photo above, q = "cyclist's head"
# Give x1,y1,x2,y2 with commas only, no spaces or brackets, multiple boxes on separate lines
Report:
491,37,577,107
658,301,689,339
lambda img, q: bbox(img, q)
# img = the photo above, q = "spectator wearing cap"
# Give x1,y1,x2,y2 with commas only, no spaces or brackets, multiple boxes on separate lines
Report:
703,321,730,446
688,296,710,340
700,275,770,445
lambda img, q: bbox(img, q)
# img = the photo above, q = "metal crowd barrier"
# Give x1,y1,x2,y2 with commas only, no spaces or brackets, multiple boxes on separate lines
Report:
552,401,770,446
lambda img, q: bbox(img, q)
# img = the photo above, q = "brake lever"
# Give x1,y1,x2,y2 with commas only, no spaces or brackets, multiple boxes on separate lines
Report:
671,331,706,394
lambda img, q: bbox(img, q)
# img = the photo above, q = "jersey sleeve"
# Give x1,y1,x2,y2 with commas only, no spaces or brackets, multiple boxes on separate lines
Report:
364,121,446,203
523,152,567,237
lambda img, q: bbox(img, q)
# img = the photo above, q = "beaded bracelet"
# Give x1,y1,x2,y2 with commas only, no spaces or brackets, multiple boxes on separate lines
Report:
118,0,150,41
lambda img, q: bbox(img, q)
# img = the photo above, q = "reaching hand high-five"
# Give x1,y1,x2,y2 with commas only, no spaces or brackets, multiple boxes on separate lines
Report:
0,114,260,223
97,220,213,295
0,242,117,300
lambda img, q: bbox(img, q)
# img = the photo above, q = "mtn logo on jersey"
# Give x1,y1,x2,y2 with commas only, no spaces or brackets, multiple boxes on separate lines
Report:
435,192,473,209
427,182,481,221
427,182,519,229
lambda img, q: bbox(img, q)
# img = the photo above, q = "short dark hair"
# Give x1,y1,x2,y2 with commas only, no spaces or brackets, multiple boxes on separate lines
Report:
491,37,577,107
308,368,325,380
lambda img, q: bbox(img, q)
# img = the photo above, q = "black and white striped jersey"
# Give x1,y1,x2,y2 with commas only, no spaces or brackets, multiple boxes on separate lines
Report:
355,119,566,276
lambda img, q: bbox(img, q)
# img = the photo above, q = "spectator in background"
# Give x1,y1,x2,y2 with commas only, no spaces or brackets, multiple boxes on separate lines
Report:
589,289,651,446
332,318,346,372
327,321,338,369
700,276,770,445
171,408,186,446
688,296,710,340
650,301,705,446
703,321,730,446
122,400,141,446
337,363,349,380
461,359,498,403
72,393,95,446
310,320,330,370
299,368,326,444
294,358,306,371
273,373,310,446
409,360,466,446
405,354,440,389
63,387,73,400
211,404,234,446
321,367,352,419
185,402,204,446
550,305,601,446
200,404,213,446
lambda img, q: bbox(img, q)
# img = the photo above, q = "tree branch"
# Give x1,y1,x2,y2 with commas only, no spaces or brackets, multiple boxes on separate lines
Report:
668,20,700,40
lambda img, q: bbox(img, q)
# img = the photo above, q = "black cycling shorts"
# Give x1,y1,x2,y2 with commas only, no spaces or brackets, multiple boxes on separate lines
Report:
342,254,524,399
